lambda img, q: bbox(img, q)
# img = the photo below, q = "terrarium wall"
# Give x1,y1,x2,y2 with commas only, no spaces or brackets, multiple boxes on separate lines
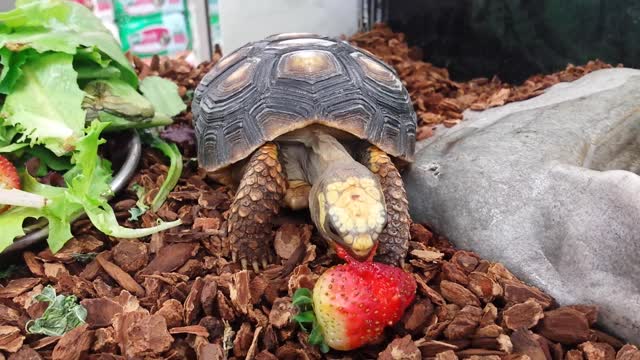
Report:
218,0,360,53
0,0,15,11
385,0,640,83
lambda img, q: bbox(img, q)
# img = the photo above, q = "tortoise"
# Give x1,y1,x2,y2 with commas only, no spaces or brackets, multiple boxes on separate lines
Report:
192,33,417,272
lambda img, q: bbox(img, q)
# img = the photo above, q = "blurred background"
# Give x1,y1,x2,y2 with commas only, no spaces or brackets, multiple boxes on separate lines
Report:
3,0,638,83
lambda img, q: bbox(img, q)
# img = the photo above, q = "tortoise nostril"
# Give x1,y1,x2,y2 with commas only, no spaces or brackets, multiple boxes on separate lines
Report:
351,194,360,200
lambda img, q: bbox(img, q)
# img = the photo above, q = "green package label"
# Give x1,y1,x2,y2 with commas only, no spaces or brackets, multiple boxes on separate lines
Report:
118,12,191,57
115,0,184,19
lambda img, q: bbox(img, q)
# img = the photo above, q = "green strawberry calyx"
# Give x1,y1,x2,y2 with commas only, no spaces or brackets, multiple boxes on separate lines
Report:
292,287,330,353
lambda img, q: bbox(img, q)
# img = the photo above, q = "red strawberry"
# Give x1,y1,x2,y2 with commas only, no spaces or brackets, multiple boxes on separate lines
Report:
0,155,21,214
293,254,416,352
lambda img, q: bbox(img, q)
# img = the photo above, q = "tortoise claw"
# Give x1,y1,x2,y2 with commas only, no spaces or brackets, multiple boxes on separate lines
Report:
232,251,237,263
252,261,261,273
261,258,268,270
241,258,248,270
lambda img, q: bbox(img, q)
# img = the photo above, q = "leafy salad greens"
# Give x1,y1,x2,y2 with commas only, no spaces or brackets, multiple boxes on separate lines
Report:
0,0,187,253
26,285,87,336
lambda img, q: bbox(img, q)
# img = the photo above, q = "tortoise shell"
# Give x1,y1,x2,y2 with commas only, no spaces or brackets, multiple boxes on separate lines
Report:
192,33,417,172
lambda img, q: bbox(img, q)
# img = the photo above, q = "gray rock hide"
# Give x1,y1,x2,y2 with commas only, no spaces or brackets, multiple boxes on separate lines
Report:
404,68,640,343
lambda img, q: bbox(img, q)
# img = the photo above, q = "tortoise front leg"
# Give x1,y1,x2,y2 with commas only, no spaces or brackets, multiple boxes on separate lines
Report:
228,142,287,272
361,146,410,266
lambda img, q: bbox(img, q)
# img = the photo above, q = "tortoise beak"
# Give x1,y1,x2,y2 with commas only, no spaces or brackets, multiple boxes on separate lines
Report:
334,242,378,262
350,233,376,258
351,248,373,261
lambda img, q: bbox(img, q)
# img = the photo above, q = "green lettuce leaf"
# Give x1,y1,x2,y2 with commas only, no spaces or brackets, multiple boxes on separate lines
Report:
0,121,18,146
23,146,73,172
0,0,137,86
1,52,86,156
83,78,154,121
98,112,173,132
0,173,71,252
148,135,183,212
0,0,184,254
74,47,112,68
84,202,182,238
26,285,87,336
0,143,28,153
1,0,71,28
0,122,18,149
82,79,175,131
139,76,187,117
0,47,31,94
127,183,149,222
0,121,181,253
74,47,121,82
63,121,181,243
126,135,183,219
76,64,121,81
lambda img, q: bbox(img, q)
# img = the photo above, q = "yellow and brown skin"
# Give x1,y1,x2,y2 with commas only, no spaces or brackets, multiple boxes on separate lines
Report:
281,129,390,262
227,130,411,270
227,142,287,272
284,179,311,210
361,146,411,266
306,142,411,266
308,161,388,260
195,35,417,270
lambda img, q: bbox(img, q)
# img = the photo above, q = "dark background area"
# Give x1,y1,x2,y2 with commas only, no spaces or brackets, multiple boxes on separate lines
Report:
383,0,640,83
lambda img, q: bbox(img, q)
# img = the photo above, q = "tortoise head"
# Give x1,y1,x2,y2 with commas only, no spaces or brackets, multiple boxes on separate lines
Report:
309,162,387,261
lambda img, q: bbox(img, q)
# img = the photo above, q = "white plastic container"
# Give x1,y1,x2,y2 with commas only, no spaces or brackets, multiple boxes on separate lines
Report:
218,0,360,53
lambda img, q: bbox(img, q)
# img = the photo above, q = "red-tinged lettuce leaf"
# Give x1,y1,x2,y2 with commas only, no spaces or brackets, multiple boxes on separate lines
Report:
160,123,196,154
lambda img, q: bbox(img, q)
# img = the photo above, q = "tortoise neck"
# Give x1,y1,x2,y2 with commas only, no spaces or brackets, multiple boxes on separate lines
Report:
277,127,365,184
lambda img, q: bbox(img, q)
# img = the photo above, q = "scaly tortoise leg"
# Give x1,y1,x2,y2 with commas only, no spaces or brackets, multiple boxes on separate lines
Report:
228,142,287,272
361,146,410,266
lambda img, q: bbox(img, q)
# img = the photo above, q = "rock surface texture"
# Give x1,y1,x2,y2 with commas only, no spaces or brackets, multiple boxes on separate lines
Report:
405,68,640,343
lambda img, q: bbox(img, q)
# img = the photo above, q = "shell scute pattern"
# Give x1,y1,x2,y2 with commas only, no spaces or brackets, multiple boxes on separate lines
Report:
193,34,417,171
277,50,341,84
214,57,261,97
193,45,252,106
350,52,402,90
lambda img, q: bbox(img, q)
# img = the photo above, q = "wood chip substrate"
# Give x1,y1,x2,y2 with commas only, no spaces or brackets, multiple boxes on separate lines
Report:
0,25,636,360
